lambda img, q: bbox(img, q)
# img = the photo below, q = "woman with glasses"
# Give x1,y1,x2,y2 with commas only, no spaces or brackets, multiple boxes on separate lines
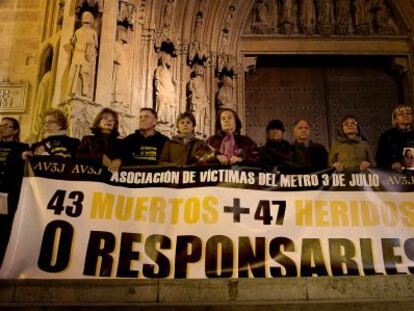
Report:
76,108,122,171
328,115,375,172
376,104,414,172
23,109,80,159
0,117,28,265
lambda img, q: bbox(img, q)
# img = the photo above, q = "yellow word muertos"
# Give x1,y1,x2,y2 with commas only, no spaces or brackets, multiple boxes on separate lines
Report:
90,192,219,225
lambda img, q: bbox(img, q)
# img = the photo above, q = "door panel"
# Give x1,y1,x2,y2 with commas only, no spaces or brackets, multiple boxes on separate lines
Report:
326,67,399,152
245,67,329,147
245,57,400,154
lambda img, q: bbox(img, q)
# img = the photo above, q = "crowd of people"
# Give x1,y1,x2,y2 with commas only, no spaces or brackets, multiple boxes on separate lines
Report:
0,104,414,264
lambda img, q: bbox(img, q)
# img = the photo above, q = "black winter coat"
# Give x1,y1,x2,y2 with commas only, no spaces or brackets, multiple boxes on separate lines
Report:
76,132,123,166
376,127,414,169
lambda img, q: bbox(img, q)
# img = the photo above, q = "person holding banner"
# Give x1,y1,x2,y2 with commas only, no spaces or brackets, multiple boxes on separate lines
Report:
22,109,80,159
122,108,169,166
76,108,122,171
290,119,328,172
0,118,28,265
206,108,258,166
329,115,375,172
159,112,209,166
376,104,414,172
258,119,293,171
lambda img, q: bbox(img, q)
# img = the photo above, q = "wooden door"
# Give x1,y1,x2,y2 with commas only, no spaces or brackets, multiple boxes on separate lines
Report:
245,56,400,153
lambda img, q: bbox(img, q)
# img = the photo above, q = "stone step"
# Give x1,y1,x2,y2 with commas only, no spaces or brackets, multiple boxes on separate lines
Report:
1,275,414,310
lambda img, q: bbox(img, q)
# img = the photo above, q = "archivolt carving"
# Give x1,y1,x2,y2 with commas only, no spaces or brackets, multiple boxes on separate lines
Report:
247,0,403,36
252,0,277,33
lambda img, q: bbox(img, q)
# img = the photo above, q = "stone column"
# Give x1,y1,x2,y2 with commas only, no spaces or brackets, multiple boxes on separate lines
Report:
94,0,118,106
51,0,76,106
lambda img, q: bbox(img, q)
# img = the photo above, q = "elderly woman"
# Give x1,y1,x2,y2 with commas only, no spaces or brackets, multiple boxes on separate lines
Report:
23,109,79,159
376,104,414,172
329,115,375,172
206,108,258,166
76,108,122,171
0,118,29,265
159,112,208,166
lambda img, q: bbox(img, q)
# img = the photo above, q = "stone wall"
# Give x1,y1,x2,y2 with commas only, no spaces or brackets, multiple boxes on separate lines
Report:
0,0,45,140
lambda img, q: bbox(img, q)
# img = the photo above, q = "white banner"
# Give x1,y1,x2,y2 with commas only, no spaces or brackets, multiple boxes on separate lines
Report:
1,172,414,279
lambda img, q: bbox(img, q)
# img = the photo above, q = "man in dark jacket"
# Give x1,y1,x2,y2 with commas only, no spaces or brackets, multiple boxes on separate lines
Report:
0,117,28,266
376,104,414,172
290,119,328,172
122,108,169,166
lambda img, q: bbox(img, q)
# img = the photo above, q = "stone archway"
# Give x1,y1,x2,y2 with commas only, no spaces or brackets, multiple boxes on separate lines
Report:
27,0,414,141
237,0,413,148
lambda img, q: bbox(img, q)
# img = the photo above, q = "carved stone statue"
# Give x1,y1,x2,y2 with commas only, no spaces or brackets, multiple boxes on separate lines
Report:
223,5,235,33
154,52,176,126
33,70,52,136
373,0,396,34
67,11,98,99
221,33,231,55
57,0,65,30
354,0,369,34
112,27,128,109
335,0,350,35
281,0,295,34
216,75,236,111
253,0,274,32
188,65,210,136
35,71,52,111
198,0,207,14
118,1,135,26
318,0,334,35
163,0,175,28
193,12,203,42
76,0,104,15
300,0,316,35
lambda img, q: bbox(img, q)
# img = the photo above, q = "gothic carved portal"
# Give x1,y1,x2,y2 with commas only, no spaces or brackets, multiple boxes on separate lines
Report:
26,0,412,144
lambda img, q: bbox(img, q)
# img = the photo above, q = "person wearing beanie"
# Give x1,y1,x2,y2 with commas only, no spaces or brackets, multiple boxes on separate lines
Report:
259,119,293,171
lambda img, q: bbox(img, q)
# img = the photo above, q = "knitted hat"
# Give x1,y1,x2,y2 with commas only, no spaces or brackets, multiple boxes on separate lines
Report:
266,119,285,132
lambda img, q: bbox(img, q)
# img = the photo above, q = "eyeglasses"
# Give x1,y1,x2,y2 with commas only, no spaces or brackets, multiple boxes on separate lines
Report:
396,111,412,116
43,120,59,125
0,125,14,130
343,121,357,126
